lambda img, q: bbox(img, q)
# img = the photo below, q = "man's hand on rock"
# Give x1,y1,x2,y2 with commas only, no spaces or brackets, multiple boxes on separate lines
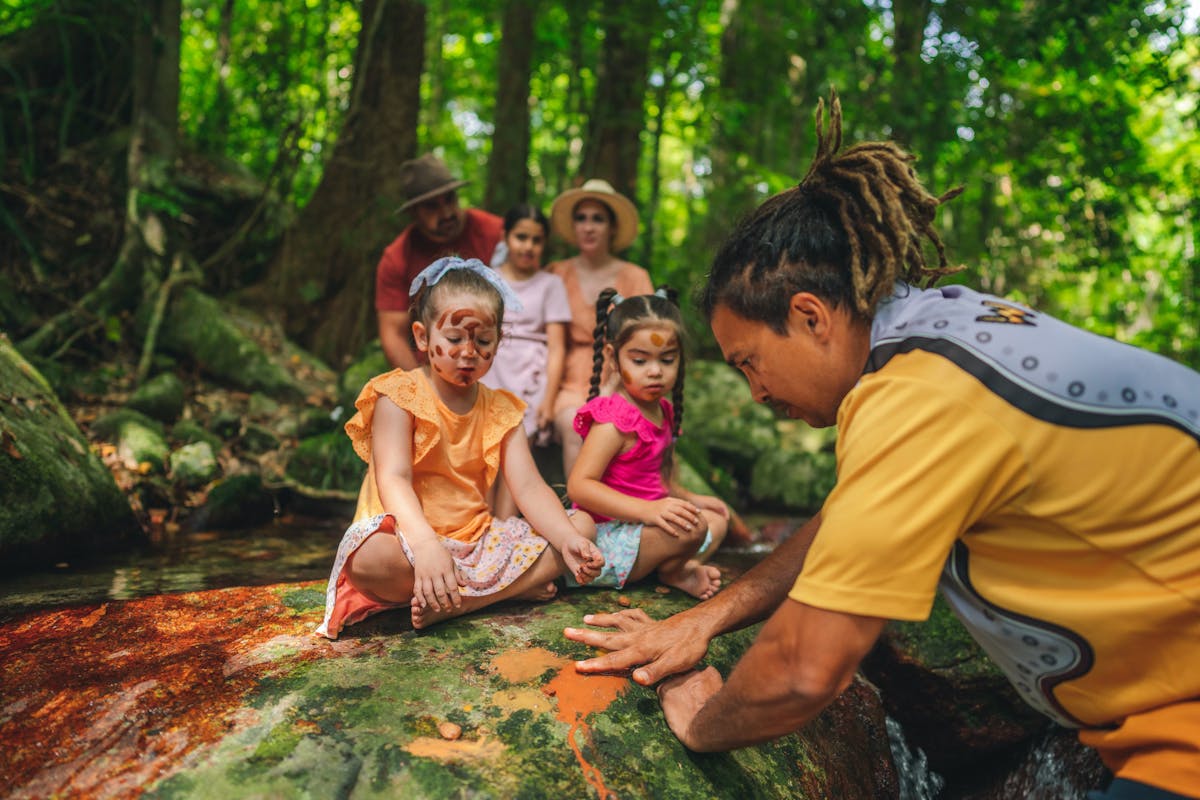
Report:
564,607,712,686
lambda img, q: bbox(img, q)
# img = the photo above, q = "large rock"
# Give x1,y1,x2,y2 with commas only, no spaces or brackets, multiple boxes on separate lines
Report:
1,579,899,799
0,334,138,567
158,287,312,398
860,594,1048,792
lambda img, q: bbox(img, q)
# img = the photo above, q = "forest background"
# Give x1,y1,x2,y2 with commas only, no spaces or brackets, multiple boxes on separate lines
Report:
2,0,1198,377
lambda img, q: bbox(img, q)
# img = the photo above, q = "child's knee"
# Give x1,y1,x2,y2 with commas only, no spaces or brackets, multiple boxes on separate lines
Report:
703,511,728,546
676,520,707,552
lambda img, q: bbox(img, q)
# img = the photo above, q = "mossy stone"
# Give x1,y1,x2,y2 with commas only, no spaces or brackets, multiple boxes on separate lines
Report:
126,372,186,423
169,441,220,487
93,408,170,473
0,335,138,567
170,419,222,452
194,473,275,530
240,422,281,454
286,430,363,493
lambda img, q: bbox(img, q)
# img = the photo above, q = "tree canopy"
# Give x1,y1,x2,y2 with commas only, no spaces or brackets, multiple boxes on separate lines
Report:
2,0,1197,368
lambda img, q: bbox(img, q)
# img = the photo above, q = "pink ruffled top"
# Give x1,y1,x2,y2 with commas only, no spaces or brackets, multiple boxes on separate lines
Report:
572,394,674,523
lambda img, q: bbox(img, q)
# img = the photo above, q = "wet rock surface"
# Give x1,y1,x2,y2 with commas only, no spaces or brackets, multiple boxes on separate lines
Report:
1,573,899,800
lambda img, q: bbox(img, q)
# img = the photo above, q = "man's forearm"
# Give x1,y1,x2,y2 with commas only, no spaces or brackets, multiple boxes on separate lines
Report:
695,514,821,638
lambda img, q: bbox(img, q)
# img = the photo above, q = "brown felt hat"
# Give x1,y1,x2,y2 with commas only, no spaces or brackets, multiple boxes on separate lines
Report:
550,179,640,253
398,154,470,212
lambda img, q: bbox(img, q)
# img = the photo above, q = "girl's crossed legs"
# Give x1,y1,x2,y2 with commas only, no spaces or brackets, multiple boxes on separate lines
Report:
346,511,594,629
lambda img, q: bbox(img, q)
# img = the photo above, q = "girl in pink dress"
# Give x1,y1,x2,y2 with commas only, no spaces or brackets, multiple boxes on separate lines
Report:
566,287,729,599
316,257,602,638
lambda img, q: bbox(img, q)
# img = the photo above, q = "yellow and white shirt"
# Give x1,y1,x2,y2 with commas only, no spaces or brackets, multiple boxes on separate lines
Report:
789,283,1200,795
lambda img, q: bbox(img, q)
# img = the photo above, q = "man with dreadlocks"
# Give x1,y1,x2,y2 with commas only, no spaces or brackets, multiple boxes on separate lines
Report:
565,89,1200,799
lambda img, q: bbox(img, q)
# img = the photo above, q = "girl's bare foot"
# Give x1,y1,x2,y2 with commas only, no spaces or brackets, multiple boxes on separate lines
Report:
410,595,470,630
658,560,721,600
514,581,559,602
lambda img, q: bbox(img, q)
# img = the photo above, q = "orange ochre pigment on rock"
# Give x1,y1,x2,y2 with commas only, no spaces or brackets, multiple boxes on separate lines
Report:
0,583,331,798
489,647,628,799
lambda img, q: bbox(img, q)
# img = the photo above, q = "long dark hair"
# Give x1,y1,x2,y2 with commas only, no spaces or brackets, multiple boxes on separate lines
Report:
503,203,549,237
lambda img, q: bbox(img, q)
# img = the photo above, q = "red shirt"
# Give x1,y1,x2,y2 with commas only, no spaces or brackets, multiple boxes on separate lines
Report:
374,208,504,312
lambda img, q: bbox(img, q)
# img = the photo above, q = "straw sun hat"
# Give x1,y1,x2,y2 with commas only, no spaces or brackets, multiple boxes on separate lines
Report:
550,179,640,252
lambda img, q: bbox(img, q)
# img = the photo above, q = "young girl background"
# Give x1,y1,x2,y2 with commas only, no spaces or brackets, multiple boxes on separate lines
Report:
482,205,570,447
566,288,728,600
317,258,602,638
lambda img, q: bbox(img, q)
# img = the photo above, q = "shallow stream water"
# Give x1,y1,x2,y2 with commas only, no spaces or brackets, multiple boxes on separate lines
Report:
0,517,779,621
0,514,347,621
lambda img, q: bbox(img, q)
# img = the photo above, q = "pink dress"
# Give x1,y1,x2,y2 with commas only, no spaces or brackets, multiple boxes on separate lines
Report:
481,270,571,443
571,394,674,522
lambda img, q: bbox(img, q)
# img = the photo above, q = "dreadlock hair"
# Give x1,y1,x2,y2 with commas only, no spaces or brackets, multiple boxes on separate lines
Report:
700,87,964,331
589,286,687,439
409,265,507,332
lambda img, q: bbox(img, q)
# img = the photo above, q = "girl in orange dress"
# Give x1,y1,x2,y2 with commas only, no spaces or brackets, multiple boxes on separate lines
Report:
317,257,602,638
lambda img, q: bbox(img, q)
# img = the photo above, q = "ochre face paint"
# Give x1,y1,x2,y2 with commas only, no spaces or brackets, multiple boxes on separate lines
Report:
426,299,500,387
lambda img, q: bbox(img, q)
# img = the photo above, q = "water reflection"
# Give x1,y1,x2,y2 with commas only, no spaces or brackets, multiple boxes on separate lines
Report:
0,515,347,620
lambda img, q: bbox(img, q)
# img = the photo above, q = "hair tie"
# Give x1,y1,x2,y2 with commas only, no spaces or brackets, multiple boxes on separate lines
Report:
409,256,524,312
610,292,625,306
654,287,669,300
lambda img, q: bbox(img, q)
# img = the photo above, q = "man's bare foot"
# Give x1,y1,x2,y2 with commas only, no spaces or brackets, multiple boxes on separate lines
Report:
410,595,470,630
514,581,558,602
658,560,721,600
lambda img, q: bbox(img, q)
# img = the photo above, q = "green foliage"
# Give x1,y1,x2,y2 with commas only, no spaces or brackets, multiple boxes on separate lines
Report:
178,0,361,207
9,2,1197,368
286,430,362,493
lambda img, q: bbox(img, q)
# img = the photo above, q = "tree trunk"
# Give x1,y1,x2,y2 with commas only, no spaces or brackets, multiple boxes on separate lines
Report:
889,0,933,150
258,0,425,367
484,0,537,215
19,0,182,359
579,1,656,201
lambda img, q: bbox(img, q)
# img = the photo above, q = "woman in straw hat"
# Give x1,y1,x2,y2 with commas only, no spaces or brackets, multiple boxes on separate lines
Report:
547,179,654,476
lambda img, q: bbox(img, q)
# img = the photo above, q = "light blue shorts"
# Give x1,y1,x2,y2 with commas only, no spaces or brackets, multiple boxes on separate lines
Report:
570,520,714,589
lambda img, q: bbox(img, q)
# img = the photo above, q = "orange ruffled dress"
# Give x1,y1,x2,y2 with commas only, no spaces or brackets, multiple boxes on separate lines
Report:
316,369,549,639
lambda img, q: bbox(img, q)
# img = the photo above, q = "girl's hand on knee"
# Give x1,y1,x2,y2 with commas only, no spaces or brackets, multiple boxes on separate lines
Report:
644,498,701,537
411,539,461,611
694,494,729,518
564,535,605,584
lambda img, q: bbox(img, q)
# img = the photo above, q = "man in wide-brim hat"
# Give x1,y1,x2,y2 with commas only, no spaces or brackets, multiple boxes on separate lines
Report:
375,153,503,369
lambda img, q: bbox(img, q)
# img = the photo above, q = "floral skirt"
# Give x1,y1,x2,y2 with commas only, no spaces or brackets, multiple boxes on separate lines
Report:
315,512,549,639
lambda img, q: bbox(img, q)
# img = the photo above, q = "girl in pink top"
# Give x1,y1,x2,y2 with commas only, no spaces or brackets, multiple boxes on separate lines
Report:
567,287,729,599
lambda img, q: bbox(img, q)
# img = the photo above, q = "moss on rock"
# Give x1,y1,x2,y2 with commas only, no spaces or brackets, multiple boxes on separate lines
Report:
126,372,186,422
93,408,170,472
0,334,138,566
159,287,304,398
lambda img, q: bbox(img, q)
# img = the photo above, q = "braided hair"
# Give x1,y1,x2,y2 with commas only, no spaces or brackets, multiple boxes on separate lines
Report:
700,88,964,330
588,286,687,438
